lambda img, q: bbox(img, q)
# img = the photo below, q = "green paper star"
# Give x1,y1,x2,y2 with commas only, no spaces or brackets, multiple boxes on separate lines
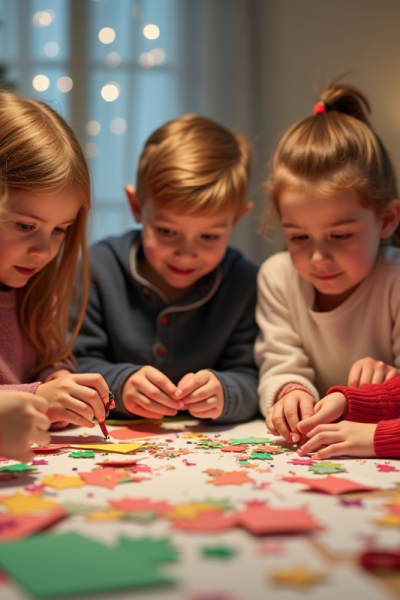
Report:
202,545,236,559
229,436,272,445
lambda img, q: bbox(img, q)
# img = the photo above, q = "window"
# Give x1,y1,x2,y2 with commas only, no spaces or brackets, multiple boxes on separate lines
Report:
0,0,179,242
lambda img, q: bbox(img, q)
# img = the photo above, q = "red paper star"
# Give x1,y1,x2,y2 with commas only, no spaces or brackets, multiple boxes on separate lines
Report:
283,475,377,495
235,503,324,535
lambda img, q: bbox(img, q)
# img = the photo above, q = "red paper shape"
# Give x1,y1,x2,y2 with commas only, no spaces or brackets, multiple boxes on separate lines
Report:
283,475,377,495
236,503,324,535
0,507,66,541
210,471,255,486
221,445,248,453
32,444,70,453
95,458,145,467
173,510,237,532
78,468,132,489
288,458,316,466
109,497,173,515
377,464,399,472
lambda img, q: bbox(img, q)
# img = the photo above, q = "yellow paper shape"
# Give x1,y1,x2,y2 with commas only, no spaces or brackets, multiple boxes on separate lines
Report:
181,434,207,439
88,509,123,521
0,492,59,515
374,513,400,527
165,502,222,521
269,565,327,588
72,443,144,454
42,474,85,490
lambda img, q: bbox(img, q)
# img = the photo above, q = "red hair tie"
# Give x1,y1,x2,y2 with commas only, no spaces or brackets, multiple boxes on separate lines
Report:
314,100,332,115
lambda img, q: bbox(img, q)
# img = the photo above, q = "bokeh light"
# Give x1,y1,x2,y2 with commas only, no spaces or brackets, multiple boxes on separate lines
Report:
101,82,120,102
99,27,116,44
57,76,73,92
143,24,160,40
32,74,50,91
110,118,127,135
105,52,121,68
44,41,59,57
31,10,55,28
86,121,101,136
85,142,99,158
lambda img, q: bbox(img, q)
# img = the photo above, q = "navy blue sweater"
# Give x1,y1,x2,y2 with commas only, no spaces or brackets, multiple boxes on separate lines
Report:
73,230,260,423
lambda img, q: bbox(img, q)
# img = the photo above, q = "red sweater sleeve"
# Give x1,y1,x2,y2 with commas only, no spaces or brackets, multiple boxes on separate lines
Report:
327,377,400,458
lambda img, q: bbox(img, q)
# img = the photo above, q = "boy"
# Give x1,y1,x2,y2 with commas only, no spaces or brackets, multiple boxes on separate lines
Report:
73,114,259,423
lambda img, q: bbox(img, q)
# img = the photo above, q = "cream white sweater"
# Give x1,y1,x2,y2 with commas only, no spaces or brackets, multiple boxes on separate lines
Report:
254,246,400,416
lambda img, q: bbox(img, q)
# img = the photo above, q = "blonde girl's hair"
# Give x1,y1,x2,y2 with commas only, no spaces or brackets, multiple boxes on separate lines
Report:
0,90,90,376
262,80,399,243
136,114,251,216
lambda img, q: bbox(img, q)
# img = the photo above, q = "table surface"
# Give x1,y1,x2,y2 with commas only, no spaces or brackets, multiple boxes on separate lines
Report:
0,418,399,600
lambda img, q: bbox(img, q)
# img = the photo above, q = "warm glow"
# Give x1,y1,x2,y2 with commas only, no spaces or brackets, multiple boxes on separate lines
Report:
85,142,99,159
110,118,127,135
139,48,166,69
32,74,50,92
57,76,73,92
105,52,121,68
86,121,101,136
44,41,59,57
32,10,55,28
99,27,116,44
143,24,160,40
101,82,120,102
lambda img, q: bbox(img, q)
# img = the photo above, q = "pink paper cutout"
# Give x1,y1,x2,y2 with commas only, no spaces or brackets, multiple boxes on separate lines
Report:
208,471,256,486
78,467,132,489
109,497,173,515
288,458,316,465
94,457,144,467
173,510,238,532
283,475,377,495
377,464,399,472
110,427,158,440
0,507,66,541
235,503,324,535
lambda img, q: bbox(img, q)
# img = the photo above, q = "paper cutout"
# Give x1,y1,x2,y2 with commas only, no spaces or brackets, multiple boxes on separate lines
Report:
79,467,133,489
72,443,144,454
109,498,173,515
32,444,70,453
229,437,271,445
249,452,272,460
221,445,248,453
165,502,227,521
0,464,37,473
117,536,179,563
173,510,237,532
377,464,399,472
42,474,85,490
288,458,316,466
235,503,324,535
0,507,66,541
374,513,400,527
202,545,236,559
308,461,346,475
32,459,48,466
339,498,364,507
205,470,255,486
69,451,95,459
110,427,158,440
283,475,377,495
0,531,174,596
257,445,285,454
88,509,123,521
95,457,145,467
0,492,59,515
269,565,327,588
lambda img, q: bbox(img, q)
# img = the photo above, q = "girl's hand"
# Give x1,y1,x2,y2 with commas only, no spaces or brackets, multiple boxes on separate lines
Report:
175,370,224,419
0,391,50,463
348,357,398,388
122,366,179,419
297,421,377,459
36,373,109,428
266,389,316,443
297,392,348,435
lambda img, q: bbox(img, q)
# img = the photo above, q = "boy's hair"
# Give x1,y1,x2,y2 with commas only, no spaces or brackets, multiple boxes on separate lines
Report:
136,114,251,216
0,90,90,375
262,79,399,243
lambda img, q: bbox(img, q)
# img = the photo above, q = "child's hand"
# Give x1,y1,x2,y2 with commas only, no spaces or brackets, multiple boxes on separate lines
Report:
0,391,50,463
122,367,179,419
175,370,224,419
297,392,348,435
266,389,316,443
296,421,377,459
348,357,398,388
36,373,109,428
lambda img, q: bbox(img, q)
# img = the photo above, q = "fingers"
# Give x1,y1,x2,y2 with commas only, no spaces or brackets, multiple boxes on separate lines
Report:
297,425,341,455
134,392,177,417
176,372,209,401
145,368,178,399
127,403,168,420
30,395,50,414
187,398,221,419
312,443,345,460
266,412,279,436
347,362,362,388
348,358,397,387
383,366,398,383
267,401,292,443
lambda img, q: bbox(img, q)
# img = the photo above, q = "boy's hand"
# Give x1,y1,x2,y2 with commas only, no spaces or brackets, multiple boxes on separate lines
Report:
0,391,50,463
348,357,398,388
122,366,179,419
176,370,224,419
266,389,316,443
297,392,348,435
297,421,377,459
37,373,109,428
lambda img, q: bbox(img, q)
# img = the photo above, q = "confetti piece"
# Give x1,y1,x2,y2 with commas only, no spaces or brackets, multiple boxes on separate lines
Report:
269,565,327,588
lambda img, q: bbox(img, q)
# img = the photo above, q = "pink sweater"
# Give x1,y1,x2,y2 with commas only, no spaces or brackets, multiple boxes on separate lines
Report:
0,289,73,393
328,376,400,458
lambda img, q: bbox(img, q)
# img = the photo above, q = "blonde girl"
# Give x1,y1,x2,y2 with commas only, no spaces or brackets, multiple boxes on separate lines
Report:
255,81,400,444
0,89,109,429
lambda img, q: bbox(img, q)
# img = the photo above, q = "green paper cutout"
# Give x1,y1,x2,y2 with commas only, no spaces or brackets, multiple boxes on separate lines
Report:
229,437,272,445
69,451,96,459
309,462,347,475
249,452,273,460
0,463,37,472
237,460,249,465
125,512,157,522
117,536,179,563
202,545,236,559
0,531,175,597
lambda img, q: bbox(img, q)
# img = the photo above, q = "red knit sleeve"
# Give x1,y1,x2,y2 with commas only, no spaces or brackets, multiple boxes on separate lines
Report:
374,419,400,458
327,376,400,424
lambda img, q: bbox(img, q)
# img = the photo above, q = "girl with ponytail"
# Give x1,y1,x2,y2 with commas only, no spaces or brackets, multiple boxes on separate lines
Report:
255,79,400,454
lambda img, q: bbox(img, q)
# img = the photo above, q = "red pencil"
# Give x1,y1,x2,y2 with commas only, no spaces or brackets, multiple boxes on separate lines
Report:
99,420,109,440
